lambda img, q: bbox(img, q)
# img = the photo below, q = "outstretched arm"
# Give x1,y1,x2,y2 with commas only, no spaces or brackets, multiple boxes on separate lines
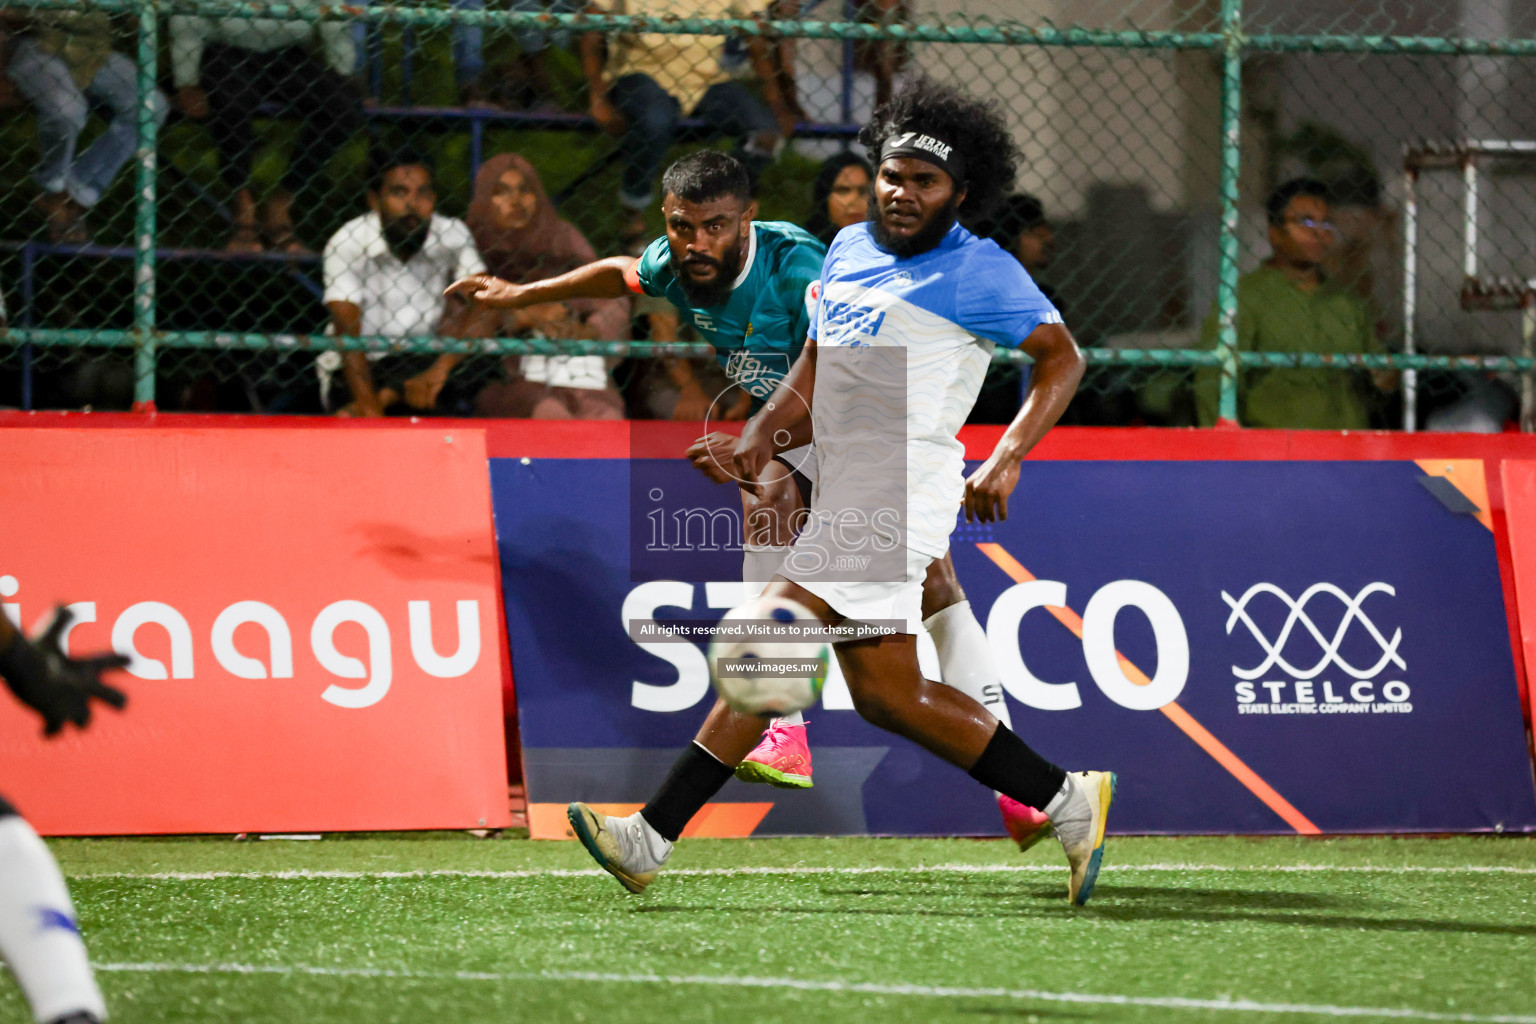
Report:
445,256,636,310
964,322,1084,523
0,608,127,737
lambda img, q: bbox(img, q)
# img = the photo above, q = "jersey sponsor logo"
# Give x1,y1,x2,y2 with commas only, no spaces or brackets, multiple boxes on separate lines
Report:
724,350,790,398
821,299,887,346
693,311,716,331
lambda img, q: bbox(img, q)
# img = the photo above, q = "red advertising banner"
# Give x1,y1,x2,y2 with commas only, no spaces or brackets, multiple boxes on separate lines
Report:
0,428,510,834
1499,460,1536,736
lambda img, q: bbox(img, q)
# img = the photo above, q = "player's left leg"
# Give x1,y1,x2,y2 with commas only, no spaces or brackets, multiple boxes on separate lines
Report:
920,552,1054,852
735,457,816,789
0,794,107,1024
778,582,1109,906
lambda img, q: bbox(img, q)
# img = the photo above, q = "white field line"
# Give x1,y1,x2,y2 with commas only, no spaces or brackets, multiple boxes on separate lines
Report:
93,961,1536,1024
68,862,1536,881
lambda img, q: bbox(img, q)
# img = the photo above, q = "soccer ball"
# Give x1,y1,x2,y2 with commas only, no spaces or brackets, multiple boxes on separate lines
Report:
707,596,830,716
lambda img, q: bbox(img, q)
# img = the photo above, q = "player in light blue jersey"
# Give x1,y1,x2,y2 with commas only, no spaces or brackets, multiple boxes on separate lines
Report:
565,81,1116,906
450,153,1059,847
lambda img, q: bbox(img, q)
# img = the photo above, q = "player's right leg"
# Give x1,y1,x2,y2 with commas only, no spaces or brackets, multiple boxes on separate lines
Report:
569,696,773,894
0,794,107,1023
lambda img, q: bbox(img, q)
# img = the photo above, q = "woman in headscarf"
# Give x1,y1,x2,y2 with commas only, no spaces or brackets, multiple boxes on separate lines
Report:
466,152,630,419
804,151,872,245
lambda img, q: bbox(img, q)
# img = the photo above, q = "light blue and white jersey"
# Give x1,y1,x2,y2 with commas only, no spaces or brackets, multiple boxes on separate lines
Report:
809,220,1062,558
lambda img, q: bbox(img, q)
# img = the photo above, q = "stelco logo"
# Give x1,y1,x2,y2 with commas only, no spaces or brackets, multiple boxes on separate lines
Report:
0,575,482,711
1223,582,1410,715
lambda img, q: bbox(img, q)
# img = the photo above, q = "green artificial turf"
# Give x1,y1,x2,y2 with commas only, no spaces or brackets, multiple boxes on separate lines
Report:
3,833,1530,1023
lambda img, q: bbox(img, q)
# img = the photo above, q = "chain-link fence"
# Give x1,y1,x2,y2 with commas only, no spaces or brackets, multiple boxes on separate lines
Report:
2,0,1534,429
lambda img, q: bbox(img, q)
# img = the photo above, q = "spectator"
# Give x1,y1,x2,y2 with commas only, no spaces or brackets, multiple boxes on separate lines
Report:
977,193,1057,304
763,0,907,154
1,9,167,242
1197,178,1396,429
399,0,582,109
170,12,362,253
465,153,629,418
580,0,797,247
321,149,492,417
804,152,871,245
968,193,1058,424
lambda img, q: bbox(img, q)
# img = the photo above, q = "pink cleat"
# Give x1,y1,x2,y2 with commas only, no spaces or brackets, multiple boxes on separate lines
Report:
998,793,1054,853
734,720,813,789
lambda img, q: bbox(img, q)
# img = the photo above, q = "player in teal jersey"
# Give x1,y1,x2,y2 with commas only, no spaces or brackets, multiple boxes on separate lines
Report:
447,151,1051,851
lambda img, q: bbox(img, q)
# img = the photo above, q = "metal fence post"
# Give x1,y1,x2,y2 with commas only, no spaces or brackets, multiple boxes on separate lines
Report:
132,0,160,411
1214,0,1244,425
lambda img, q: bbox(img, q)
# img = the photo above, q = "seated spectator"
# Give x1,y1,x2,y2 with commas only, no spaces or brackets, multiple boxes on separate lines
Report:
804,152,871,245
1197,178,1396,429
321,149,493,417
170,12,362,253
464,153,629,418
580,0,796,247
362,0,580,109
1,9,167,242
763,0,907,155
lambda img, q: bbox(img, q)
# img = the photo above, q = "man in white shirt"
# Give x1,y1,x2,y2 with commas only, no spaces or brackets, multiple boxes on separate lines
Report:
170,14,362,254
322,150,492,417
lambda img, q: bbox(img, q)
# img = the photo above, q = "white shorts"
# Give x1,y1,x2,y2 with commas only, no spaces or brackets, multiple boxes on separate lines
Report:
778,512,934,639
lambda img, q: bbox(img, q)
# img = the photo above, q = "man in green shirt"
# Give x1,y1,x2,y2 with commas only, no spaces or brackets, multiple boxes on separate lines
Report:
1199,178,1395,429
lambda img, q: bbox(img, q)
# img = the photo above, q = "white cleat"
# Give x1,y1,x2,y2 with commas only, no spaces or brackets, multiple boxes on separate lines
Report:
567,803,672,894
1051,771,1117,906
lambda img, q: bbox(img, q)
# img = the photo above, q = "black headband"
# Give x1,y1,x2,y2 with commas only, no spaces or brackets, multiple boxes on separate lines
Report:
879,131,966,184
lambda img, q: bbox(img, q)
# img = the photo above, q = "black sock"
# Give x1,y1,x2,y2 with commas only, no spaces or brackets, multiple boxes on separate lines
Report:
640,742,736,842
967,725,1067,811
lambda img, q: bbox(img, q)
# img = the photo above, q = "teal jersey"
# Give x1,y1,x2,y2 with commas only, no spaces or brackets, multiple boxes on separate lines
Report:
631,220,826,405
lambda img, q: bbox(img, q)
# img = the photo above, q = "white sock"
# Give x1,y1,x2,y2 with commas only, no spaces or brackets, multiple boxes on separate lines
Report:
927,601,1014,804
925,601,1013,730
742,544,793,599
0,816,106,1023
773,711,805,727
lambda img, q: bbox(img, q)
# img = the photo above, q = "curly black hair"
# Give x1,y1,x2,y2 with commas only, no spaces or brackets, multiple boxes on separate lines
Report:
857,77,1020,221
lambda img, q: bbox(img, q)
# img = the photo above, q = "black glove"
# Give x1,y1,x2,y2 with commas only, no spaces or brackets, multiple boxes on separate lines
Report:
0,607,128,737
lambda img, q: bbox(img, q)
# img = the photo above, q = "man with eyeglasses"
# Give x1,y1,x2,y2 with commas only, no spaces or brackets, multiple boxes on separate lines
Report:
1197,177,1396,429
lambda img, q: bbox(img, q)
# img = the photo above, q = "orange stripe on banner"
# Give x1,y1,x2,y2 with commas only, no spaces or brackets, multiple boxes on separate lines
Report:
680,803,775,838
1157,704,1319,834
1415,458,1494,532
975,542,1321,835
528,802,774,841
974,544,1088,637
